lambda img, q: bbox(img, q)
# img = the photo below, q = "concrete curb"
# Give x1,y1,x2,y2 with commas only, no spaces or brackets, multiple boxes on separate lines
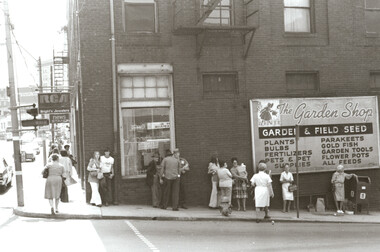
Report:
13,208,380,224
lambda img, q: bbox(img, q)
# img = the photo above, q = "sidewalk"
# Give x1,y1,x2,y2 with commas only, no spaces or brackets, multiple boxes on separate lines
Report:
13,176,380,223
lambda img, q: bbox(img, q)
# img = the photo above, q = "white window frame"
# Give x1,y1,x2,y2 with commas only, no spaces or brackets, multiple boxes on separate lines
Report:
122,0,158,33
200,0,233,26
364,0,380,35
284,0,313,33
118,64,175,179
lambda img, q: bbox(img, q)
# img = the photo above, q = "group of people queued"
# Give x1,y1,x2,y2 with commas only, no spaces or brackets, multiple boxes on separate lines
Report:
43,144,77,215
146,148,190,211
207,152,298,221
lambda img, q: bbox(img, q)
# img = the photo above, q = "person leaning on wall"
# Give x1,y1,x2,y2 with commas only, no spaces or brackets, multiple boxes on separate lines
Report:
331,165,357,214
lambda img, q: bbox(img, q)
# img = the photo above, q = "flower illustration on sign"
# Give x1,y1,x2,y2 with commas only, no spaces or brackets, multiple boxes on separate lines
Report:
260,103,278,121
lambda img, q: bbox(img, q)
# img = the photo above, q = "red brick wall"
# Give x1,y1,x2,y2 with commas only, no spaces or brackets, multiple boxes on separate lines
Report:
72,0,380,209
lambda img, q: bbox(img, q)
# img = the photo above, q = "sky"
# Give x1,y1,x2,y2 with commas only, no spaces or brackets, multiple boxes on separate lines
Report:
0,0,67,89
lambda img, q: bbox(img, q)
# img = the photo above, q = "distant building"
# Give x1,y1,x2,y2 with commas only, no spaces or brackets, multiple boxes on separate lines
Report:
68,0,380,209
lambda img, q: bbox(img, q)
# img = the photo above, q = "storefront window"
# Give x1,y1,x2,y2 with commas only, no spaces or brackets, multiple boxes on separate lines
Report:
122,107,171,177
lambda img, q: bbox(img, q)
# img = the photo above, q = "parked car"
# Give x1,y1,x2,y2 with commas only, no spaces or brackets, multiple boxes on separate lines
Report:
20,144,36,162
0,156,13,190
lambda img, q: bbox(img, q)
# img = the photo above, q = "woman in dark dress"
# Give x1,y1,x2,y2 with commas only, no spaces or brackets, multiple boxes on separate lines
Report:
43,154,64,214
146,153,161,208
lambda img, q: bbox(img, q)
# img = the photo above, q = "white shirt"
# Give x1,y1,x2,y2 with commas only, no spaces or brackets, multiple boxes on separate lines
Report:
101,156,114,173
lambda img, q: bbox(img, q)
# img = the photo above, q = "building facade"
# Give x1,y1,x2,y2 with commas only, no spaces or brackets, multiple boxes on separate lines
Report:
68,0,380,209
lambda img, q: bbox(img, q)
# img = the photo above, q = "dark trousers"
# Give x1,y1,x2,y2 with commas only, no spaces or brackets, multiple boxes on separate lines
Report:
60,178,69,202
163,178,180,209
179,175,186,206
100,173,113,204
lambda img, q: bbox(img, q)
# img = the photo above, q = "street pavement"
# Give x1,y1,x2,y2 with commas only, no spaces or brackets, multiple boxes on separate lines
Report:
1,217,380,252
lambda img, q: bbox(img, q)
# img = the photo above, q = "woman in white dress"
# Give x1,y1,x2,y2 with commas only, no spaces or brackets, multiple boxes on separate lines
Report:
250,162,274,222
208,154,220,209
280,164,294,213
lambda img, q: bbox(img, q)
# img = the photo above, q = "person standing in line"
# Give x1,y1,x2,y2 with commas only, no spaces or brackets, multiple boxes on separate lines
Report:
87,151,102,207
43,154,64,214
179,156,190,209
250,162,274,222
59,150,72,203
146,153,161,208
217,161,233,206
100,148,114,206
64,144,77,167
161,148,181,211
230,158,248,211
208,153,220,209
280,164,294,212
331,165,356,214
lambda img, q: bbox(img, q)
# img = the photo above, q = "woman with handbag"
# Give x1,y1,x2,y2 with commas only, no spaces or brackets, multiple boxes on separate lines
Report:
280,164,294,213
43,154,64,214
230,158,248,211
87,151,102,207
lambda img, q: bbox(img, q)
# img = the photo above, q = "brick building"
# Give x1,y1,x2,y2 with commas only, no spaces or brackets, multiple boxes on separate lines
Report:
67,0,380,210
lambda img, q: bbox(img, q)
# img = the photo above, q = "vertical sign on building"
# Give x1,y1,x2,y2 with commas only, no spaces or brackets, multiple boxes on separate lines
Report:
250,96,380,174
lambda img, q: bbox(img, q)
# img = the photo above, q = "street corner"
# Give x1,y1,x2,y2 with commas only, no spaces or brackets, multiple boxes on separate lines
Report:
13,206,103,220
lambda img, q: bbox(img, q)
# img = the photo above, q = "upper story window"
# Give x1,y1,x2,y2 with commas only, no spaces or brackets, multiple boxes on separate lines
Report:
365,0,380,35
284,0,312,33
124,0,157,33
286,71,319,92
200,0,232,26
120,75,169,100
203,73,238,95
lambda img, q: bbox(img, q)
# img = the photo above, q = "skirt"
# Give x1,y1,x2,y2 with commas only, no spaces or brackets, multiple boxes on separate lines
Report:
44,175,63,199
232,179,248,199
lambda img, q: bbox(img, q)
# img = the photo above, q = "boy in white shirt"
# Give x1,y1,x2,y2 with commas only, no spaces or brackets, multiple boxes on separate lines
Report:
100,149,114,206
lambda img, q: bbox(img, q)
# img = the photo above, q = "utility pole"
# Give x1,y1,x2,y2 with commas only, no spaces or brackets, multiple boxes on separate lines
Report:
38,57,47,166
3,0,24,207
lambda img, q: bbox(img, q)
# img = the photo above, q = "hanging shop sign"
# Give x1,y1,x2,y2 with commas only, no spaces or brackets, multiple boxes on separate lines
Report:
50,113,70,123
250,96,380,174
38,92,70,114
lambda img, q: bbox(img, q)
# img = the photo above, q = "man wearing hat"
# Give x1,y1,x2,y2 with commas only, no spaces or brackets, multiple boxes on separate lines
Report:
146,153,161,208
161,148,181,211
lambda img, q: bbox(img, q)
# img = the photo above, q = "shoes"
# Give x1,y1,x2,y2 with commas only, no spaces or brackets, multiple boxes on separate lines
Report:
161,206,167,210
256,219,261,223
51,208,55,215
91,203,96,206
96,205,102,207
172,208,179,211
55,210,59,214
180,205,188,209
264,215,271,219
105,203,109,206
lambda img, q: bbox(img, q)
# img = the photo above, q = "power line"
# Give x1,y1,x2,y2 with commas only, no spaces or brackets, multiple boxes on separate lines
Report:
10,28,38,88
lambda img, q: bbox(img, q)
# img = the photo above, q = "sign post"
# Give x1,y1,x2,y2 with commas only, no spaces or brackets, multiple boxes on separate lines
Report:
295,124,300,218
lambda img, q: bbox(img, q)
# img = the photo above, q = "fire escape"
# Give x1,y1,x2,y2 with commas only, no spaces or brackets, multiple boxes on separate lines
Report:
172,0,259,58
53,50,69,91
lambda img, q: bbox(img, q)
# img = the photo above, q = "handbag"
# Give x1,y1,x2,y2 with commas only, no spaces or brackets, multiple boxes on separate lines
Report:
90,170,98,177
97,172,104,180
64,176,77,186
288,184,298,192
42,167,49,179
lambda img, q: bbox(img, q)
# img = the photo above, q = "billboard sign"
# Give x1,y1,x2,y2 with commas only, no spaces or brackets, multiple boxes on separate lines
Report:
38,92,70,114
250,96,380,174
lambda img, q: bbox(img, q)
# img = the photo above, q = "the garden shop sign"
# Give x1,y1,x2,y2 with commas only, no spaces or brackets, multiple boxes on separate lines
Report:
250,96,380,174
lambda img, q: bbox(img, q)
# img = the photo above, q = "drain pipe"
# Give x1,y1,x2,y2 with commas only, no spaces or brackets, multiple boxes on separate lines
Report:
109,0,119,204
